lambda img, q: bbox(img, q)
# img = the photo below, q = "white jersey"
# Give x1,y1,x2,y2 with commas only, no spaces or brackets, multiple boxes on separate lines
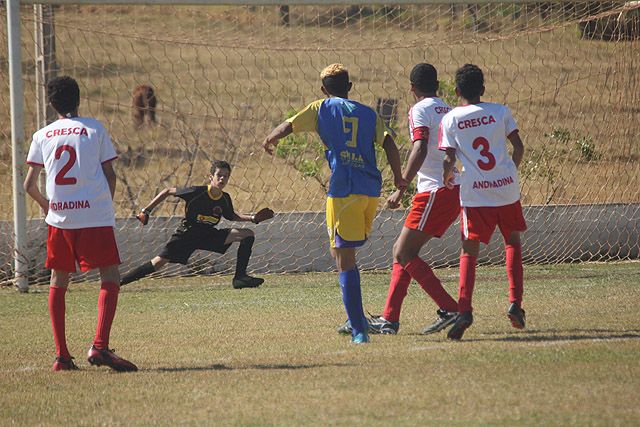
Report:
438,102,520,207
26,117,118,229
408,97,458,193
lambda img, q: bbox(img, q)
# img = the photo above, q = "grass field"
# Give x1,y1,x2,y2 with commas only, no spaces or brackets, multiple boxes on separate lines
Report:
1,261,639,426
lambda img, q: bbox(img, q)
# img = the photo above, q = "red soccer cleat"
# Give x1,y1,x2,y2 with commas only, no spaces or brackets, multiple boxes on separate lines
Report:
87,346,138,372
53,356,79,371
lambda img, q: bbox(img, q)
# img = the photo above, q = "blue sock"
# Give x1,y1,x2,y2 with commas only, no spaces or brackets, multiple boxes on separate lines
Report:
339,268,366,336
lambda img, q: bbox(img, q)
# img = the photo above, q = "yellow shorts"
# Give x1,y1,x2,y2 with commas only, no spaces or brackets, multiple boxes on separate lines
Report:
326,195,378,248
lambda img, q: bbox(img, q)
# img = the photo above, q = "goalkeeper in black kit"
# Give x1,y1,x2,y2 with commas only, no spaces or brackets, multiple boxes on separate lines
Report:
121,160,274,289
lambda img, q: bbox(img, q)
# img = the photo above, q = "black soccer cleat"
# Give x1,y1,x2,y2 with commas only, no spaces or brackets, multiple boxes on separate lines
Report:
447,311,474,341
337,317,372,335
507,303,526,329
368,315,399,335
421,309,458,335
337,319,352,335
232,275,264,289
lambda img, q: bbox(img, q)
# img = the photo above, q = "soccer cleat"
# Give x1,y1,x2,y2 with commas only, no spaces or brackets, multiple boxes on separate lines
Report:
232,275,264,289
507,303,526,329
368,315,399,335
53,356,79,371
87,346,138,372
337,317,371,335
337,319,353,335
351,332,370,344
447,311,474,341
421,309,459,335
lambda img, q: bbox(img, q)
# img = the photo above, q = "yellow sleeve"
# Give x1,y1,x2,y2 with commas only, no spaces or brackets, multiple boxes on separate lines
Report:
375,114,395,145
286,99,324,134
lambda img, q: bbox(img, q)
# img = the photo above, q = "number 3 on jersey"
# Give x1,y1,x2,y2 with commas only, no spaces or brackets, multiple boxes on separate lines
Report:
343,117,359,148
473,137,496,171
55,145,78,185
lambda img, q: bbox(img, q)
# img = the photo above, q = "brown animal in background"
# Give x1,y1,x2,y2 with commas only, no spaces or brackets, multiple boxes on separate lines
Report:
132,84,156,128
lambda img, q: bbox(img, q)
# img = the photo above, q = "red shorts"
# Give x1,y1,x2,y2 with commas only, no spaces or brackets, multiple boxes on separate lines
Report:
46,225,121,272
404,186,460,237
461,201,527,244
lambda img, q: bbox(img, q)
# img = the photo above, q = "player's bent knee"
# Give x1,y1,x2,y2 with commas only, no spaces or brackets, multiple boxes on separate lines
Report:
505,231,521,246
50,270,70,288
231,228,254,239
394,252,412,267
392,244,416,266
99,264,120,284
151,256,168,269
240,235,255,246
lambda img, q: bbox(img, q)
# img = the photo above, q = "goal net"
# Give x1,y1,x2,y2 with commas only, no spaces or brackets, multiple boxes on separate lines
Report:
1,1,639,286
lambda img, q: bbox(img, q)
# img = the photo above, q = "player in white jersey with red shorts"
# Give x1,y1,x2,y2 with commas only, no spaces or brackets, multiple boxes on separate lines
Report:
24,76,137,371
357,63,462,336
439,64,527,340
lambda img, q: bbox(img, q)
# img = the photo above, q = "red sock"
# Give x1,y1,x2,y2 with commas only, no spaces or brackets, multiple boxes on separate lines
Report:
506,244,524,304
49,286,71,359
405,256,458,312
458,255,477,313
382,263,411,322
93,282,120,350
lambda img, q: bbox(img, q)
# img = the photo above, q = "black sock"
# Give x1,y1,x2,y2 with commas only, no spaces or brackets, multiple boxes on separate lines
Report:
234,236,255,278
120,261,155,286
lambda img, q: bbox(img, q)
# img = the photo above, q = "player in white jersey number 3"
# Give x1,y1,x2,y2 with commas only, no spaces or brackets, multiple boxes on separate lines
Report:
24,76,137,371
439,64,527,340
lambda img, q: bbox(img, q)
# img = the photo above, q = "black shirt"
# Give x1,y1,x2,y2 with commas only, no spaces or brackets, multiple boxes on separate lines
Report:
174,186,235,231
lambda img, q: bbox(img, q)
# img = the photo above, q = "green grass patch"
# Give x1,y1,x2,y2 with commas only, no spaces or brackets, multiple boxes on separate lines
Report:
1,261,639,425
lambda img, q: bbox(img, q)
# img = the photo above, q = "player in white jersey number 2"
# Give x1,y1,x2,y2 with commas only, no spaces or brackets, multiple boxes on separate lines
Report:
24,76,137,372
439,64,527,340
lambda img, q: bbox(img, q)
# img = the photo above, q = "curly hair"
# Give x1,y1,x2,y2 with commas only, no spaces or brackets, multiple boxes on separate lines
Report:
320,63,350,96
410,63,438,94
211,160,232,174
47,76,80,117
455,64,484,100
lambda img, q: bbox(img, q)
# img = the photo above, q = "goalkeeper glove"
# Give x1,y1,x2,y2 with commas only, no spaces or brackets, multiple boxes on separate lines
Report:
136,208,151,225
251,207,274,224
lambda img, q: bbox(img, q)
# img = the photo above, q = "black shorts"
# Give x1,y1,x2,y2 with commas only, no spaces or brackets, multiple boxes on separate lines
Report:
159,227,232,265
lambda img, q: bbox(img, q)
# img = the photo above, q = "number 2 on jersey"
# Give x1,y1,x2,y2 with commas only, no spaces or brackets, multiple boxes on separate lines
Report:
55,145,78,185
343,117,359,148
472,137,496,171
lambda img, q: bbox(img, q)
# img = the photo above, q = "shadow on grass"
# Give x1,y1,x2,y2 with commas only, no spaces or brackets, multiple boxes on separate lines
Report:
152,361,353,373
469,329,640,343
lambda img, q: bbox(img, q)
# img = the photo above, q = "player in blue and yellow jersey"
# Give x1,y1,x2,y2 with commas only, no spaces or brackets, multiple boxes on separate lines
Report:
263,63,406,343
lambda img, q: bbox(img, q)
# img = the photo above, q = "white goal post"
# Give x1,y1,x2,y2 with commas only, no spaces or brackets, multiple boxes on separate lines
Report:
4,0,639,291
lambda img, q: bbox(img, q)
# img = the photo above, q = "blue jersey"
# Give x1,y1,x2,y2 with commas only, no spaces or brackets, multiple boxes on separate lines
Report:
287,97,387,198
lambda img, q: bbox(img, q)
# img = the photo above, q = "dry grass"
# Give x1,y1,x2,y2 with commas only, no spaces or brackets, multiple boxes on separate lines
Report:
1,261,639,425
0,4,638,221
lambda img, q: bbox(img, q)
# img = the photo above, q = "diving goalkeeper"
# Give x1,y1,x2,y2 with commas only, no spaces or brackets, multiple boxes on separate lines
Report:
120,160,274,289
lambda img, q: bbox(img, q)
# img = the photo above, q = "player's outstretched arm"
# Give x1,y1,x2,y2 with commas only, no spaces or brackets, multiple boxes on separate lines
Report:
263,121,293,155
507,131,524,169
382,134,408,190
136,187,177,225
23,165,49,214
443,148,457,190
